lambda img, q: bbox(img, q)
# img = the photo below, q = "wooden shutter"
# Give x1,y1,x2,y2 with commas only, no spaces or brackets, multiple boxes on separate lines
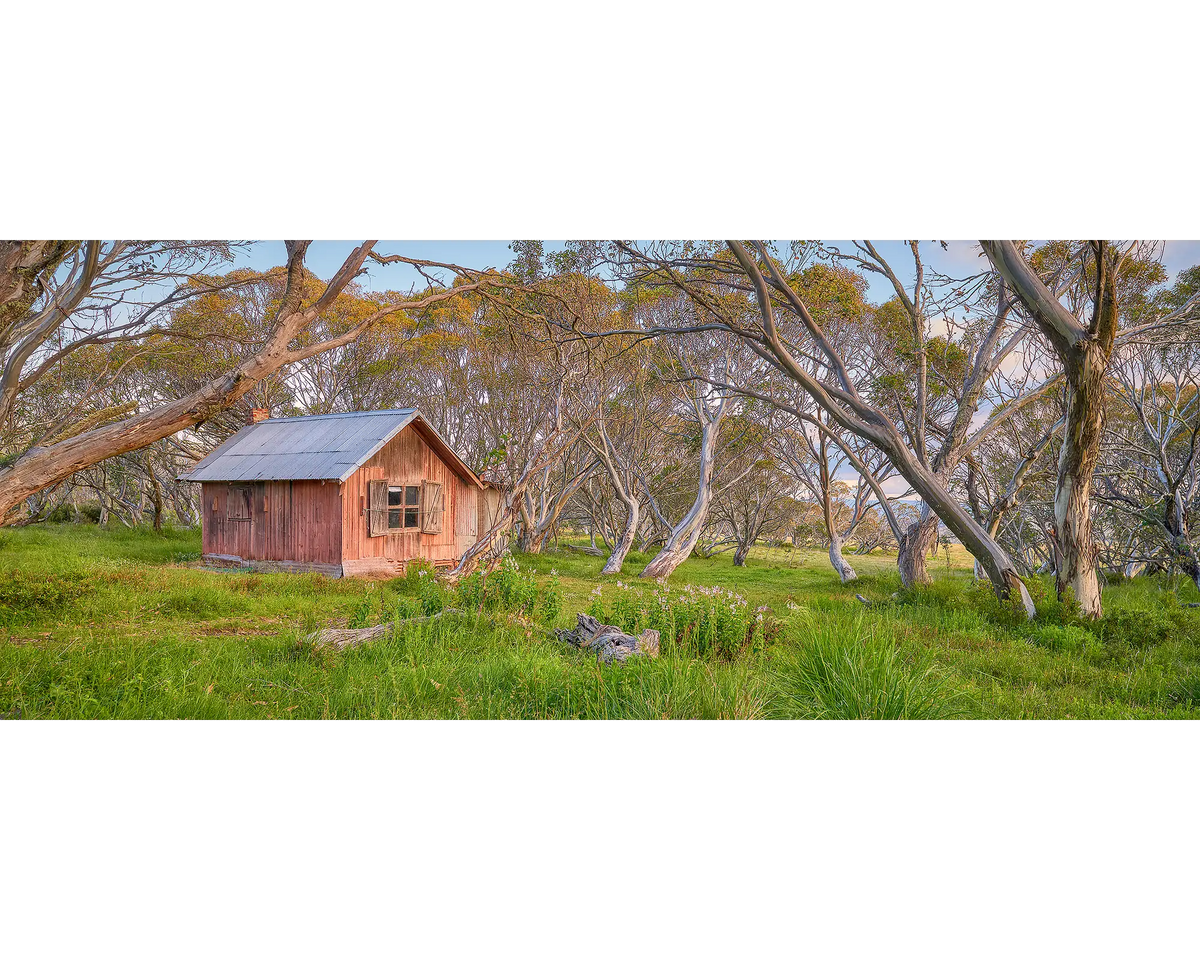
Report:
421,481,443,534
227,484,251,521
368,480,387,537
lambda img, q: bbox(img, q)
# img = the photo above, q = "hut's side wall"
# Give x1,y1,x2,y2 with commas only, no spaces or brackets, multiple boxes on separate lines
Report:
201,480,342,569
341,423,478,575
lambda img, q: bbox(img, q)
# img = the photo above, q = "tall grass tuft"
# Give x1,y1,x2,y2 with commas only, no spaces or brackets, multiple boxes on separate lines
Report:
773,613,969,719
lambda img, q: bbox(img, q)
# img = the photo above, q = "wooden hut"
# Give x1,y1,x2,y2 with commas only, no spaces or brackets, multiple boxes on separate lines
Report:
180,408,484,577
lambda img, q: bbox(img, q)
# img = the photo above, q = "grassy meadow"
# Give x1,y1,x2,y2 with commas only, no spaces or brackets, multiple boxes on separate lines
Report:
1,524,1198,719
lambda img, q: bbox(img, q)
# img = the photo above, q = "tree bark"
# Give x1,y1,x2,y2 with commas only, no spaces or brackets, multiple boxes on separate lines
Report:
896,509,939,588
733,540,751,567
1052,351,1106,615
982,240,1118,618
147,459,164,532
827,530,857,583
602,498,639,575
555,613,660,665
639,405,720,580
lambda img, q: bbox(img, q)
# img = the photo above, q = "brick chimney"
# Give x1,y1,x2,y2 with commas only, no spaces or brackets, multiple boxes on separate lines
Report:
248,407,270,425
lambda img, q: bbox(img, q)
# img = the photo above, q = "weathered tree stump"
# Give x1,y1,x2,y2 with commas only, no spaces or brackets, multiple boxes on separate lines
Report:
555,613,659,665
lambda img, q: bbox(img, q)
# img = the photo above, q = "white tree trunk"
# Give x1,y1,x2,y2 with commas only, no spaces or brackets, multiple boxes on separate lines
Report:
829,531,857,583
639,417,718,580
602,499,639,575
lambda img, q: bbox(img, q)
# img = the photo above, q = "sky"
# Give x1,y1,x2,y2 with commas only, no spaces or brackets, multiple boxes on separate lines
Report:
231,239,1200,508
231,240,1200,304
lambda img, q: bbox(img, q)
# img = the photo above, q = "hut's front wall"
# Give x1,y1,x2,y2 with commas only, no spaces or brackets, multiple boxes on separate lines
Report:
201,480,342,572
341,424,479,577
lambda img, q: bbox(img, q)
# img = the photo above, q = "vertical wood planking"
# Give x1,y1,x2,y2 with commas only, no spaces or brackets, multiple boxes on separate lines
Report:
200,478,341,564
200,421,475,572
340,422,477,567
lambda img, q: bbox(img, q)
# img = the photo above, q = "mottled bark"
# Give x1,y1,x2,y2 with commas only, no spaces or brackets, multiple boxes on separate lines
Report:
147,459,164,532
896,511,939,588
982,240,1118,618
1052,352,1106,615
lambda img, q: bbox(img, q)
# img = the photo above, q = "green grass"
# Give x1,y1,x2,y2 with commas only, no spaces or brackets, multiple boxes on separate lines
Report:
1,525,1199,718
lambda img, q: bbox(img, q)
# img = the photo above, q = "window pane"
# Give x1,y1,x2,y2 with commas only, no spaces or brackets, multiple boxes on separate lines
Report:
388,487,402,507
405,485,420,506
388,508,401,529
404,507,419,528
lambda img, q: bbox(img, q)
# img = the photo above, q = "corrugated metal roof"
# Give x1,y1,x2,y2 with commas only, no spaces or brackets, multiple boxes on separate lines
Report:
180,409,422,483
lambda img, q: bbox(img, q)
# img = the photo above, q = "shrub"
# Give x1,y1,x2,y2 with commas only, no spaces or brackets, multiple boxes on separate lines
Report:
1094,603,1193,648
0,571,93,615
539,569,562,625
45,503,103,524
402,559,437,589
393,556,563,625
454,570,488,612
589,580,770,661
417,571,446,617
489,555,540,616
1027,623,1100,654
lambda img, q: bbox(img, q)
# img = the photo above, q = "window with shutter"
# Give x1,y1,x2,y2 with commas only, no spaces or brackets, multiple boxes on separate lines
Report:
421,481,443,534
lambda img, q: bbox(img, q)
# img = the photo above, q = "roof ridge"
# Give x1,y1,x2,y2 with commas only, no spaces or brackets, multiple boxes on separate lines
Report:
178,408,482,489
257,407,417,424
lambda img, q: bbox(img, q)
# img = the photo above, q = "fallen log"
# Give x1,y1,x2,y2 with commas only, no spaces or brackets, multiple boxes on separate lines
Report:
304,608,470,649
855,592,900,608
565,544,605,557
555,613,659,665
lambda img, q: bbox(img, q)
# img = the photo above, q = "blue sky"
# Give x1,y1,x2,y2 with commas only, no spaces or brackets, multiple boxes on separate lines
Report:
233,240,1200,305
230,239,1200,506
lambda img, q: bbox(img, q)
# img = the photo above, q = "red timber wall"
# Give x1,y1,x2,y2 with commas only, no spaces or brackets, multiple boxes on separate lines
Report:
200,479,343,572
340,422,479,576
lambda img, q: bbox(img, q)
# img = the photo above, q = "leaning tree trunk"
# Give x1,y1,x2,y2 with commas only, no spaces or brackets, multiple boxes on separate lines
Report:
827,530,857,584
639,486,713,579
0,242,504,527
639,416,718,580
717,238,1034,615
602,498,639,575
